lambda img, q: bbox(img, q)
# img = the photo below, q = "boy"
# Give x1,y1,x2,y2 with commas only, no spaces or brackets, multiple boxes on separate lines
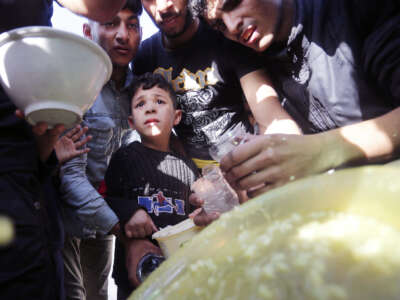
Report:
104,73,199,298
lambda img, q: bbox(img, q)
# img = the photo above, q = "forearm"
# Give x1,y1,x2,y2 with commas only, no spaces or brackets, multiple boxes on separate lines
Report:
241,69,302,135
321,107,400,168
259,114,302,135
105,194,139,227
58,0,126,22
60,155,118,236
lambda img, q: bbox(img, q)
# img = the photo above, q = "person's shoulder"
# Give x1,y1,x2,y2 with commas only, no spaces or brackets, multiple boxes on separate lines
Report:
139,31,162,51
124,140,143,152
197,19,224,42
168,151,200,178
133,32,162,72
111,141,141,161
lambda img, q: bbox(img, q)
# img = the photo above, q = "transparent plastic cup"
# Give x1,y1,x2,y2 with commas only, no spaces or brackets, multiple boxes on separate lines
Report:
191,165,239,214
209,125,248,162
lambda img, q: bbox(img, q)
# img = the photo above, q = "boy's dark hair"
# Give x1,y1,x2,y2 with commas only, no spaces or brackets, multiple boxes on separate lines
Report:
130,73,178,109
123,0,143,15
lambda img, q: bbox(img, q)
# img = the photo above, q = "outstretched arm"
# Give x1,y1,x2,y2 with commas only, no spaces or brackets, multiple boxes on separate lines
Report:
240,69,302,135
59,125,119,238
221,107,400,197
222,8,400,197
58,0,126,22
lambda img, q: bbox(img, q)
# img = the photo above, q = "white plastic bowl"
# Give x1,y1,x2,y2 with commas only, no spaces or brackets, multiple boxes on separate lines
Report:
152,218,202,258
0,26,112,128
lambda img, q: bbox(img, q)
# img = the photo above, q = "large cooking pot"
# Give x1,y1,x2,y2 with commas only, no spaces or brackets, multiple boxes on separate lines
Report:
130,165,400,300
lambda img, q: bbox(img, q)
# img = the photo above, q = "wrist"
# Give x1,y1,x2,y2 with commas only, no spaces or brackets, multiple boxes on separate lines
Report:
319,129,365,170
110,222,121,237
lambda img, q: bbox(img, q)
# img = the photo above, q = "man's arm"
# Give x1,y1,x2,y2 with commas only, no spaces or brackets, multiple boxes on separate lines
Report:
221,107,400,197
60,144,119,238
57,0,126,22
240,69,302,135
324,107,400,165
222,7,400,197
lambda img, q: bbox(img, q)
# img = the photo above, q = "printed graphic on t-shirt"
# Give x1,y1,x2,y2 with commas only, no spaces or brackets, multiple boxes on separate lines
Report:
154,67,218,92
152,66,236,149
138,191,185,217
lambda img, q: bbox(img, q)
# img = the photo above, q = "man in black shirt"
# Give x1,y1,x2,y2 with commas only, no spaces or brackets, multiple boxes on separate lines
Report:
189,0,400,197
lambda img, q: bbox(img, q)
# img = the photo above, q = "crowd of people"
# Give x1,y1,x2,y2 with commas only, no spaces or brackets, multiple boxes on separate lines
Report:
0,0,399,299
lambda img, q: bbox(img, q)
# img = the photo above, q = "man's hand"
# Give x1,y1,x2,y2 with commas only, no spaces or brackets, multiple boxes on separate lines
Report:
189,193,220,227
220,134,334,198
16,109,66,162
54,125,92,164
125,209,158,239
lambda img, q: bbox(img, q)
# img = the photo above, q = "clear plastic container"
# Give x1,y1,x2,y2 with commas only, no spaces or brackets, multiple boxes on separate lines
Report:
209,125,248,162
191,165,239,214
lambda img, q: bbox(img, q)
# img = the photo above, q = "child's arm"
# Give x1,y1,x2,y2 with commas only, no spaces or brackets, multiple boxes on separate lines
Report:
124,209,158,239
105,148,158,237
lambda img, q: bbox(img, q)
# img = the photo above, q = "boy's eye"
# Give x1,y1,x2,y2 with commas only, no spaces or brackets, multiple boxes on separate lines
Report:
135,101,145,108
221,0,242,11
157,99,165,104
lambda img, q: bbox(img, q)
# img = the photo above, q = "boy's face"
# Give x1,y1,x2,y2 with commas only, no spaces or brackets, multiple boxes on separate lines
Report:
84,9,141,67
130,86,181,139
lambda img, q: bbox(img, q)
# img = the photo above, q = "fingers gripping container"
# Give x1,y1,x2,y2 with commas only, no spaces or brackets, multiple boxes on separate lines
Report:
191,165,239,214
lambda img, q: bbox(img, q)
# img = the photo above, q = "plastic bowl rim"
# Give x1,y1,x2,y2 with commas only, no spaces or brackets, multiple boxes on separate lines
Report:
0,26,112,82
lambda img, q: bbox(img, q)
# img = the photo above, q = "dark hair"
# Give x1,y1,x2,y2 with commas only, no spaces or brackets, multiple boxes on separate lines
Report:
130,73,178,109
123,0,143,15
188,0,207,17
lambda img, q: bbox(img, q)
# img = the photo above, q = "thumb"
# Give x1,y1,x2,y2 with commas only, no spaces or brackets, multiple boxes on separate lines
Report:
150,218,158,232
124,225,133,238
15,109,24,119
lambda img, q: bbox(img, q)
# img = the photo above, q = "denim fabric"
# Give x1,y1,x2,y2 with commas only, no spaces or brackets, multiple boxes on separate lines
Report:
60,70,136,238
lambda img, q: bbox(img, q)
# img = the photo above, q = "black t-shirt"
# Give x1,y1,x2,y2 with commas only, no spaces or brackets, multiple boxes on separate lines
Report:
133,21,263,160
0,0,53,32
105,141,199,228
105,141,199,288
0,0,54,173
264,0,400,134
